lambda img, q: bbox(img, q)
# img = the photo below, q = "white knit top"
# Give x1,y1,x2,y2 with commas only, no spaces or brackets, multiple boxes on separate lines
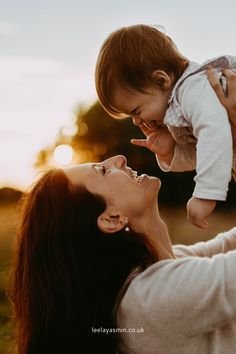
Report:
116,227,236,354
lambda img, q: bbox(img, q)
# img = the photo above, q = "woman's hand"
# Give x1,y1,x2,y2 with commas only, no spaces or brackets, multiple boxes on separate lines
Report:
206,66,236,126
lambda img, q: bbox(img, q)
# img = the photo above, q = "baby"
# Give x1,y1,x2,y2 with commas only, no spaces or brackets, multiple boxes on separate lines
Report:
95,24,236,228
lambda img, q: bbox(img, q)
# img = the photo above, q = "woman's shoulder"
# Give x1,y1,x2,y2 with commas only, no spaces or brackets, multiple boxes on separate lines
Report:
117,252,236,345
121,240,236,312
121,257,201,307
117,257,205,335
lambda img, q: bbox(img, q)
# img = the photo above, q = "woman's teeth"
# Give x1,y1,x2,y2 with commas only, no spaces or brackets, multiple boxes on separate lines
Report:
132,171,141,182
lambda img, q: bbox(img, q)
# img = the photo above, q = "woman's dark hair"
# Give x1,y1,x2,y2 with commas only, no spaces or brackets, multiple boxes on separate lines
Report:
9,168,158,354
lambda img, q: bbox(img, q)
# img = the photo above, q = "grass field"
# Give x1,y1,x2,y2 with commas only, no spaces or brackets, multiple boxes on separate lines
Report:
0,201,235,353
0,202,19,354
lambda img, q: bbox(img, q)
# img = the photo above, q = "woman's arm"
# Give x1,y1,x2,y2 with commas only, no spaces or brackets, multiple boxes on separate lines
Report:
174,227,236,258
206,67,236,145
129,248,236,338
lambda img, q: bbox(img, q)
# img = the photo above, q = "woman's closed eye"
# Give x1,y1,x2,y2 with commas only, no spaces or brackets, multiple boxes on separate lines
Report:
102,166,106,174
94,165,108,175
101,166,109,175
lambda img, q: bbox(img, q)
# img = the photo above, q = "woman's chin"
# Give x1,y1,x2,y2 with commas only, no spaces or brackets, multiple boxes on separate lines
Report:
155,178,161,192
149,176,161,190
145,176,161,196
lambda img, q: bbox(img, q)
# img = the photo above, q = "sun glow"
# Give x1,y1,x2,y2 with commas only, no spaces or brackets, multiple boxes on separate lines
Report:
53,144,74,166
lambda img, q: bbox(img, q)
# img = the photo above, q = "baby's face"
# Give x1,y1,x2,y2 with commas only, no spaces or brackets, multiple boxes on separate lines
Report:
112,85,171,126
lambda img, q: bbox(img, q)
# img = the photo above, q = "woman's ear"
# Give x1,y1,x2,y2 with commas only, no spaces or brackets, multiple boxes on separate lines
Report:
97,211,128,234
152,70,173,90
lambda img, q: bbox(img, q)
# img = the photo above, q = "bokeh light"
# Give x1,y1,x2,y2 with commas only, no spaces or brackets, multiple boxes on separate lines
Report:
53,144,74,166
62,124,78,137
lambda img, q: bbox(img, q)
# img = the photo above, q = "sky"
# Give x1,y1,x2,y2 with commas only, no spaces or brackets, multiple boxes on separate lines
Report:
0,0,236,189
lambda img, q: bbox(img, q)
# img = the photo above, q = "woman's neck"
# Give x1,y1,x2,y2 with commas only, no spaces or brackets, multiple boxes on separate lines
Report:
131,205,175,261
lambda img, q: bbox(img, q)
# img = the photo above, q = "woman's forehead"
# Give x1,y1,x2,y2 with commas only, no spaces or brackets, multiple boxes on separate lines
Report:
63,163,94,184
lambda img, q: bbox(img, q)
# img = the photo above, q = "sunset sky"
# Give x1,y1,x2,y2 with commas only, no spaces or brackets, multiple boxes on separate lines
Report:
0,0,236,189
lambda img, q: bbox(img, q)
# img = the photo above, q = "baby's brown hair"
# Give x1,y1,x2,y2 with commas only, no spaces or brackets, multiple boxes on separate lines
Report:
95,24,189,118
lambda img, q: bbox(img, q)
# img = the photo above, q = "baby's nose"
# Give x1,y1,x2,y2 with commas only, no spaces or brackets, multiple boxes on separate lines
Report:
132,116,142,126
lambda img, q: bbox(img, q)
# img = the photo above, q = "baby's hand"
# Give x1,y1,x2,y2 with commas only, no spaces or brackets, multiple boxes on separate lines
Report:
131,120,175,159
187,197,216,229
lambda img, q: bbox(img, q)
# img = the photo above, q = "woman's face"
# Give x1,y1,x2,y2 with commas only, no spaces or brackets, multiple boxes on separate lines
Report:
64,155,161,221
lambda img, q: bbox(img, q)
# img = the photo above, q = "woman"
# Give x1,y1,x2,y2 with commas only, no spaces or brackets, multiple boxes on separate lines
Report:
11,156,172,354
10,69,236,354
10,157,236,354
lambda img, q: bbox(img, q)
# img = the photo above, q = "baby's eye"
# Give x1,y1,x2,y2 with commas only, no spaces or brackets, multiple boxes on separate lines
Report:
130,109,140,118
133,110,140,117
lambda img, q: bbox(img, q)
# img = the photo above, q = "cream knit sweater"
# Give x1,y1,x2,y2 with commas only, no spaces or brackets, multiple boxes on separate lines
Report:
116,227,236,354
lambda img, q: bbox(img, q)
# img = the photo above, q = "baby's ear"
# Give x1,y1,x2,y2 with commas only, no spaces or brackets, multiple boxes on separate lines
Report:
152,70,173,90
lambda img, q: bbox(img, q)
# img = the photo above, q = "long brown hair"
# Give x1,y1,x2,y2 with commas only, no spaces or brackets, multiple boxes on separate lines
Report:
9,168,158,354
95,24,189,118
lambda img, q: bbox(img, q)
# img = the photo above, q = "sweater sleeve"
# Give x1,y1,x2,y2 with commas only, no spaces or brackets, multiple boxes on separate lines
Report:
173,227,236,258
131,247,236,338
156,141,196,172
180,73,233,200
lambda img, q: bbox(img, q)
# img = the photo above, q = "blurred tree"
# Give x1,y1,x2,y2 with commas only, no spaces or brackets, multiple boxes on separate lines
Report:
34,101,236,208
0,188,22,204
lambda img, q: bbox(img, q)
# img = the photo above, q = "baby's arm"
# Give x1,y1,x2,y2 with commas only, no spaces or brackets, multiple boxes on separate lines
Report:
131,120,198,171
180,73,233,227
131,121,175,166
161,68,236,175
156,140,197,172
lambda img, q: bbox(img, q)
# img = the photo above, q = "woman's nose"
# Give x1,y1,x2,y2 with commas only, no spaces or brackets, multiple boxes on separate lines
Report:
109,155,127,168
